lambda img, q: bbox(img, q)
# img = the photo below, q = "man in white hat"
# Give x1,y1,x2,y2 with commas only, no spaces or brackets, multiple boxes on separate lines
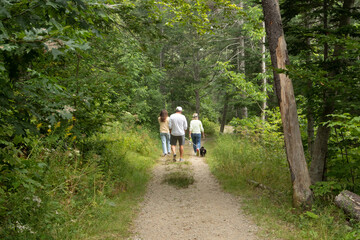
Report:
169,106,188,162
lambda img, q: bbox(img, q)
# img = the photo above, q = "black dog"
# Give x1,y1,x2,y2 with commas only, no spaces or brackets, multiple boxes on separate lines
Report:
200,146,207,157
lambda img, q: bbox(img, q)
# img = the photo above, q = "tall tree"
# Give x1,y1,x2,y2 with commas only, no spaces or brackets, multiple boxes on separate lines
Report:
261,21,267,121
308,0,356,184
262,0,313,207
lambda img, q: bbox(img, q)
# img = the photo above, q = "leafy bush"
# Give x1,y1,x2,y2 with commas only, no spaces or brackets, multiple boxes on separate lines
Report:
202,118,218,136
326,113,360,193
0,122,159,239
310,181,344,202
229,109,283,148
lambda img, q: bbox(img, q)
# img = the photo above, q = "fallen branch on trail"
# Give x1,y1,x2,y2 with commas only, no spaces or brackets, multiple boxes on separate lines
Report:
335,190,360,221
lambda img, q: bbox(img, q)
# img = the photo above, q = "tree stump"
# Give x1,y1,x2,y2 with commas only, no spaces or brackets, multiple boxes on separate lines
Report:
335,190,360,221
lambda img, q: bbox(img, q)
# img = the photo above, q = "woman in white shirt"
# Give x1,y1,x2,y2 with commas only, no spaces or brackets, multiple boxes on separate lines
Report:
158,110,171,156
189,113,205,156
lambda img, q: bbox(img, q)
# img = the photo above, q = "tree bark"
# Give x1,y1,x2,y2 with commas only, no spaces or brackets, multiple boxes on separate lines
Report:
262,0,313,207
241,106,248,119
335,190,360,221
309,98,333,184
304,15,314,158
220,94,229,133
195,89,200,115
261,22,267,121
193,51,201,114
309,0,355,184
306,108,315,157
237,1,248,119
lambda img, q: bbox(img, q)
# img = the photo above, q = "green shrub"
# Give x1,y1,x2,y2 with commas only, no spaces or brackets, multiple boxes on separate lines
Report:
202,117,218,136
229,110,283,148
0,122,159,239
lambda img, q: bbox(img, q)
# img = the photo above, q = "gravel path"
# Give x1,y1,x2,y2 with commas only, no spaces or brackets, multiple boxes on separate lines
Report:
130,144,260,240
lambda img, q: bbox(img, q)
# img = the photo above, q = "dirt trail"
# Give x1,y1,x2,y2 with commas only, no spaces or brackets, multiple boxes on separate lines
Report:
130,143,260,240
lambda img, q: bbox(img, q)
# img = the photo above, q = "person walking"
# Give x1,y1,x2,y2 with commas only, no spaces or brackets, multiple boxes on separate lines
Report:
158,110,171,156
169,106,188,162
189,113,205,156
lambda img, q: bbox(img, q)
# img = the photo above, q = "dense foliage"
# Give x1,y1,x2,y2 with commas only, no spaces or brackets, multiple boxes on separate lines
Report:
1,0,360,238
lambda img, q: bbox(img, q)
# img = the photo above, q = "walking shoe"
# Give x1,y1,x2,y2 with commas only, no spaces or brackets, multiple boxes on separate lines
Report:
196,148,200,156
179,158,184,162
173,154,176,162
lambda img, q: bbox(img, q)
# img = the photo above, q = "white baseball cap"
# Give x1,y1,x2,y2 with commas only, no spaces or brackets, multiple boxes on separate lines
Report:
176,106,183,112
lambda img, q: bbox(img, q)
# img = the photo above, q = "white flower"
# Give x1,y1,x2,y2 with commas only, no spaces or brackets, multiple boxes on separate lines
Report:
74,149,80,156
16,221,35,234
32,195,42,207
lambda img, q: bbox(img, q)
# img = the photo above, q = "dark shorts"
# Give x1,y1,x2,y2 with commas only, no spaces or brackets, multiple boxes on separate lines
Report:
170,135,185,146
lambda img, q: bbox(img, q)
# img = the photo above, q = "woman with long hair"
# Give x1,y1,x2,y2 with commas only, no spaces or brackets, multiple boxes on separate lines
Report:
158,109,171,156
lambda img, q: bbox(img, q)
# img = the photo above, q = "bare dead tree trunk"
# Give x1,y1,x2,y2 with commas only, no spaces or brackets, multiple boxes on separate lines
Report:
335,190,360,221
262,0,313,208
309,0,355,184
261,21,267,121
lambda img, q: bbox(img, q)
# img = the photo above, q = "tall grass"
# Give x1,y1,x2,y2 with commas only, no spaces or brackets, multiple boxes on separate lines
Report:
208,134,358,240
0,122,159,239
209,134,290,193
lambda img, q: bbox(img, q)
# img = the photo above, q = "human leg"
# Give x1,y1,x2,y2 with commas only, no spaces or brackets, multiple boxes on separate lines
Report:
170,134,177,161
180,145,184,159
166,133,171,154
179,135,185,160
195,134,201,151
191,133,197,153
160,133,167,155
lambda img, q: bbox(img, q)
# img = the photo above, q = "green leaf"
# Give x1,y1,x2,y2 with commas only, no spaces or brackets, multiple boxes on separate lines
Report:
305,211,319,219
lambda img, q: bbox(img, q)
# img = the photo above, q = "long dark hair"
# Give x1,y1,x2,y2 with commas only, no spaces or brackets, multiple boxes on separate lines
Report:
159,109,168,122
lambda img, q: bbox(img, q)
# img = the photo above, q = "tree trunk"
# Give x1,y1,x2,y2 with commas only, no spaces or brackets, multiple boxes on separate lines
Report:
195,89,200,115
309,125,331,183
261,22,267,121
306,109,315,157
309,0,355,184
304,15,314,158
262,0,313,208
193,51,201,114
220,94,229,133
237,1,248,119
241,106,248,119
335,190,360,221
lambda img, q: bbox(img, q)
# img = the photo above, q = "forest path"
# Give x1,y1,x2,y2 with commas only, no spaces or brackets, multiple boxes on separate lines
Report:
130,141,260,240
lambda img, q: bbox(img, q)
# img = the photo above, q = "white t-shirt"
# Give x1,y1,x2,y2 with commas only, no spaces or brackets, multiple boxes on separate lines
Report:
169,113,188,136
190,120,204,134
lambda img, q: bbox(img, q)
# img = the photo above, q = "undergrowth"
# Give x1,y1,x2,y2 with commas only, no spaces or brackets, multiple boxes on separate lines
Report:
0,122,159,239
208,134,359,240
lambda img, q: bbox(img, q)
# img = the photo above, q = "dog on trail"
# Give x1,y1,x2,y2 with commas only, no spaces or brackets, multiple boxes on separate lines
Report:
200,146,207,157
